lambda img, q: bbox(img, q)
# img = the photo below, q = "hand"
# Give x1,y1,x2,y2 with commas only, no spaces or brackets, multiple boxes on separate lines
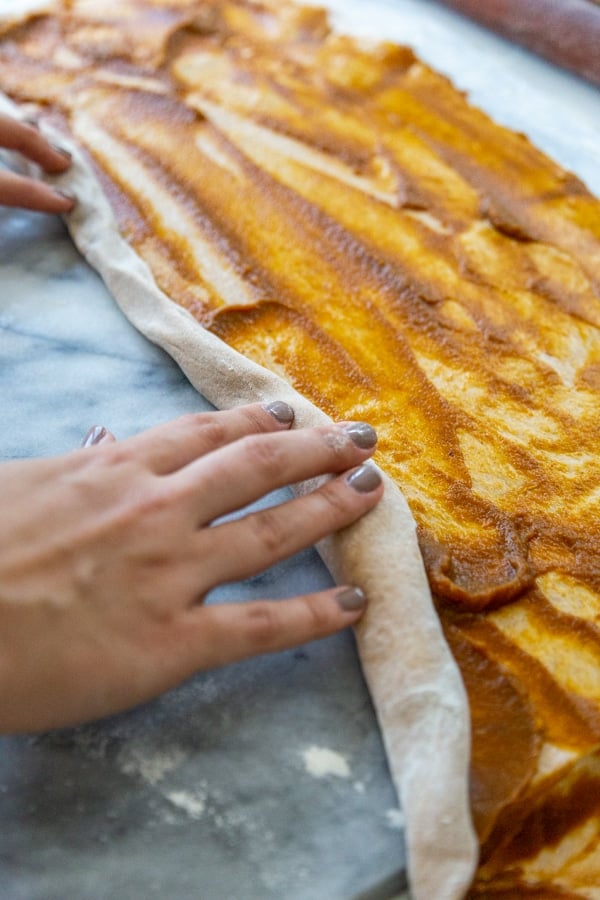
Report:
0,402,383,733
0,111,75,213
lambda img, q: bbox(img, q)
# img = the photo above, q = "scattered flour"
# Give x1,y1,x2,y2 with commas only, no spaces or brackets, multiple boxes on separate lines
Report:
117,742,187,786
116,741,215,825
164,789,207,820
301,745,351,779
385,808,405,830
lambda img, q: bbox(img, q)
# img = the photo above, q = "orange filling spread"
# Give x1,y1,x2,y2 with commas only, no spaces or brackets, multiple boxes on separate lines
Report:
2,1,600,892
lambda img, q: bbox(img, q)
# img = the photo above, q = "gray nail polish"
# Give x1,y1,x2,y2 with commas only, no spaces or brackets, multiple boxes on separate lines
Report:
336,586,367,612
346,464,382,493
263,400,294,425
345,422,377,449
54,188,76,204
81,425,107,447
51,143,72,161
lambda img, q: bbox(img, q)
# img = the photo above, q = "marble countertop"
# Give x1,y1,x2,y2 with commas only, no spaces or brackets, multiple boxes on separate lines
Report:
0,2,598,899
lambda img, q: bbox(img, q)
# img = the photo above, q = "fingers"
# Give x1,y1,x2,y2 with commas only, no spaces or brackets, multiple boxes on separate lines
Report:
179,585,369,670
175,419,378,524
0,169,75,213
116,401,295,475
197,462,383,588
0,114,75,212
0,113,72,174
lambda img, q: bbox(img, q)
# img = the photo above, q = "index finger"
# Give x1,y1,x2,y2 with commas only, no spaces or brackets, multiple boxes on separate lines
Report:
114,402,296,475
0,113,72,174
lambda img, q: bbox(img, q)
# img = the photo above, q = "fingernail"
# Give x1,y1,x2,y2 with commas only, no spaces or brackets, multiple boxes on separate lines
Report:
336,586,367,612
54,188,76,204
263,400,294,425
51,143,72,161
81,425,107,447
344,422,377,449
346,463,382,493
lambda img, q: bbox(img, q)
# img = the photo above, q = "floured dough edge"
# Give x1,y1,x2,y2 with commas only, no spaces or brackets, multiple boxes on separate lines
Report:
0,93,477,899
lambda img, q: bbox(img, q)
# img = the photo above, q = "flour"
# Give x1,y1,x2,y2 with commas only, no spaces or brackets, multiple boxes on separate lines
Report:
164,789,206,820
385,808,405,830
301,745,351,779
117,742,186,786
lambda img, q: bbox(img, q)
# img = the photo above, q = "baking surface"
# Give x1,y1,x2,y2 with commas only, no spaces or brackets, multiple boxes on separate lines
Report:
0,207,408,900
1,2,599,899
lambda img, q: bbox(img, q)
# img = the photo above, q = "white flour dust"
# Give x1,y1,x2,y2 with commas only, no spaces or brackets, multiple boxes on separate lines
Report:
117,742,187,786
385,808,405,830
164,789,207,820
301,745,351,779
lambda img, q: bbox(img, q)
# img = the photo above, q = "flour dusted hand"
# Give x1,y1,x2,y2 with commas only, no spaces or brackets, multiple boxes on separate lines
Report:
0,112,75,213
0,402,382,732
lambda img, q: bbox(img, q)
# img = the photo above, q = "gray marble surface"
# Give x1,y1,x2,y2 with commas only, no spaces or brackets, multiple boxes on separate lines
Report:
0,210,406,900
0,2,599,899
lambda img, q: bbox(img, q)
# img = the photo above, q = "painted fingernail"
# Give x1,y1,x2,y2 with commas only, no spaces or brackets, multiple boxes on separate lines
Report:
263,400,294,425
336,586,367,612
346,463,382,493
51,143,72,161
344,422,377,449
54,188,76,204
81,425,107,447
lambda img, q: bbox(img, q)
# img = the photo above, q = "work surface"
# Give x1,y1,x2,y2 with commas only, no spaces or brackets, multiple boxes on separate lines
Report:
1,1,599,898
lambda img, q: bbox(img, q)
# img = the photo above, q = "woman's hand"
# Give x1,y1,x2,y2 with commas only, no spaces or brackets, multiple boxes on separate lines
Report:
0,402,383,733
0,111,75,212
